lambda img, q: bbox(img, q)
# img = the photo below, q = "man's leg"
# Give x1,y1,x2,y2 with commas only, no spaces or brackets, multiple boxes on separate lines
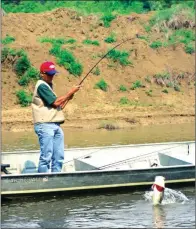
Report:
34,123,55,173
51,124,64,172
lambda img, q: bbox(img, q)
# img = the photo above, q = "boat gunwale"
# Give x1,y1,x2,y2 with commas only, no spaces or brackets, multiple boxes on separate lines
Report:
1,164,195,179
2,140,195,155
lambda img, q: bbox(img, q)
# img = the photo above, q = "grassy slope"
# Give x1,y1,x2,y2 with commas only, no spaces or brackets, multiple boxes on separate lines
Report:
1,2,195,130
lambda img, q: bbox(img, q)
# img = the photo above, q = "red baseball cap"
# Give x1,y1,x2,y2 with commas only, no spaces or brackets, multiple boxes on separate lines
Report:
40,61,58,76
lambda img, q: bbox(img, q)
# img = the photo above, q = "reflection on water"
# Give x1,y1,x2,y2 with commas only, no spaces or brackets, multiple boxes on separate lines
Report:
153,206,166,229
2,123,195,151
1,188,195,228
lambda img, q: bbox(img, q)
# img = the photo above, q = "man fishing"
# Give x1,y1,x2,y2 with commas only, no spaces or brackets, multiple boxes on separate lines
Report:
32,61,80,173
32,36,136,174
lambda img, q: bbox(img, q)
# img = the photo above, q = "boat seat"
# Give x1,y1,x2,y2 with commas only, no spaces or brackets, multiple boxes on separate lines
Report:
1,164,11,174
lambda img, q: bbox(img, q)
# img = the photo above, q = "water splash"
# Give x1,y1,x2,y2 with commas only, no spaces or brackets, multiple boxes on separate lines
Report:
144,188,189,205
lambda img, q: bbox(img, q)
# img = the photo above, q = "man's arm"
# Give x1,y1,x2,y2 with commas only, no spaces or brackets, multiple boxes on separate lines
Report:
52,86,80,108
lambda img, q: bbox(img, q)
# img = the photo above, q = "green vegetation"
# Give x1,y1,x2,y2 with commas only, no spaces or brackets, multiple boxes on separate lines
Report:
130,80,144,90
101,14,116,27
83,39,100,46
150,41,163,49
153,72,181,92
184,43,195,54
145,89,152,96
1,34,15,45
119,97,130,105
107,49,132,66
2,46,39,106
92,66,100,76
16,89,32,107
119,97,150,106
145,76,152,83
39,37,83,76
1,47,39,87
167,29,195,53
94,79,108,91
144,24,151,33
119,85,127,92
149,3,194,31
1,47,26,63
104,33,117,43
18,67,39,86
174,84,181,92
142,2,195,54
137,35,149,42
2,1,194,16
154,72,171,80
162,89,169,93
1,47,11,62
39,37,76,45
14,55,31,76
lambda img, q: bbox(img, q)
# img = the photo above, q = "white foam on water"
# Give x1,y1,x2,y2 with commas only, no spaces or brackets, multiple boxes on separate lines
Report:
144,187,189,205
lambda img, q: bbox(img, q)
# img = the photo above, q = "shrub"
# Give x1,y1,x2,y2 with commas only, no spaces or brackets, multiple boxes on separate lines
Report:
137,35,149,42
16,90,32,107
144,24,151,33
92,66,100,76
146,89,152,96
174,84,181,92
154,72,171,79
49,44,61,56
1,47,9,62
101,14,116,28
145,76,152,83
24,67,40,80
67,61,83,76
168,29,195,48
18,67,40,85
131,80,144,90
2,34,15,45
39,37,76,45
40,37,83,76
119,97,129,105
1,47,26,63
149,4,195,31
14,55,31,76
66,38,76,44
94,79,108,91
18,75,30,86
39,37,66,45
150,41,163,49
56,49,83,76
104,33,117,43
119,85,127,91
162,89,169,93
184,43,195,54
83,39,100,46
107,49,132,66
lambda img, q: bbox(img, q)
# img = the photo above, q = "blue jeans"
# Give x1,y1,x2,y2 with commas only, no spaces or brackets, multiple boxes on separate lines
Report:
34,123,64,173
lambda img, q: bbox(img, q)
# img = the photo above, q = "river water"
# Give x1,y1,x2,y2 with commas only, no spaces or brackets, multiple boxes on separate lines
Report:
2,123,195,151
1,123,195,228
1,187,195,228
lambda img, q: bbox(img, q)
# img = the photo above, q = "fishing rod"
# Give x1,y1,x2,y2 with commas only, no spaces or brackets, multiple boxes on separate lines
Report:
78,34,139,86
62,34,139,108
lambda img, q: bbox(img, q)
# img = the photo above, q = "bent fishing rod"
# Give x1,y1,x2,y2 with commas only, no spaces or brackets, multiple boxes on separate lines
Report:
63,34,139,108
79,34,139,86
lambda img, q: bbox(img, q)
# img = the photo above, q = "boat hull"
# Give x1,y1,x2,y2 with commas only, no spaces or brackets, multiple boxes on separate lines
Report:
1,165,195,197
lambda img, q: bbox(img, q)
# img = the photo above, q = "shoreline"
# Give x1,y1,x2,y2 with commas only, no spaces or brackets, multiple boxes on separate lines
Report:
2,106,195,132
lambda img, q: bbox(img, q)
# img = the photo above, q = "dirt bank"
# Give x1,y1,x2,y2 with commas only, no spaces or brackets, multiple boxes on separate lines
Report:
1,8,195,132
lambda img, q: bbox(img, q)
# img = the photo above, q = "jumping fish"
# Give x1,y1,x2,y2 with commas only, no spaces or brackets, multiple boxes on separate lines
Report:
152,176,165,205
